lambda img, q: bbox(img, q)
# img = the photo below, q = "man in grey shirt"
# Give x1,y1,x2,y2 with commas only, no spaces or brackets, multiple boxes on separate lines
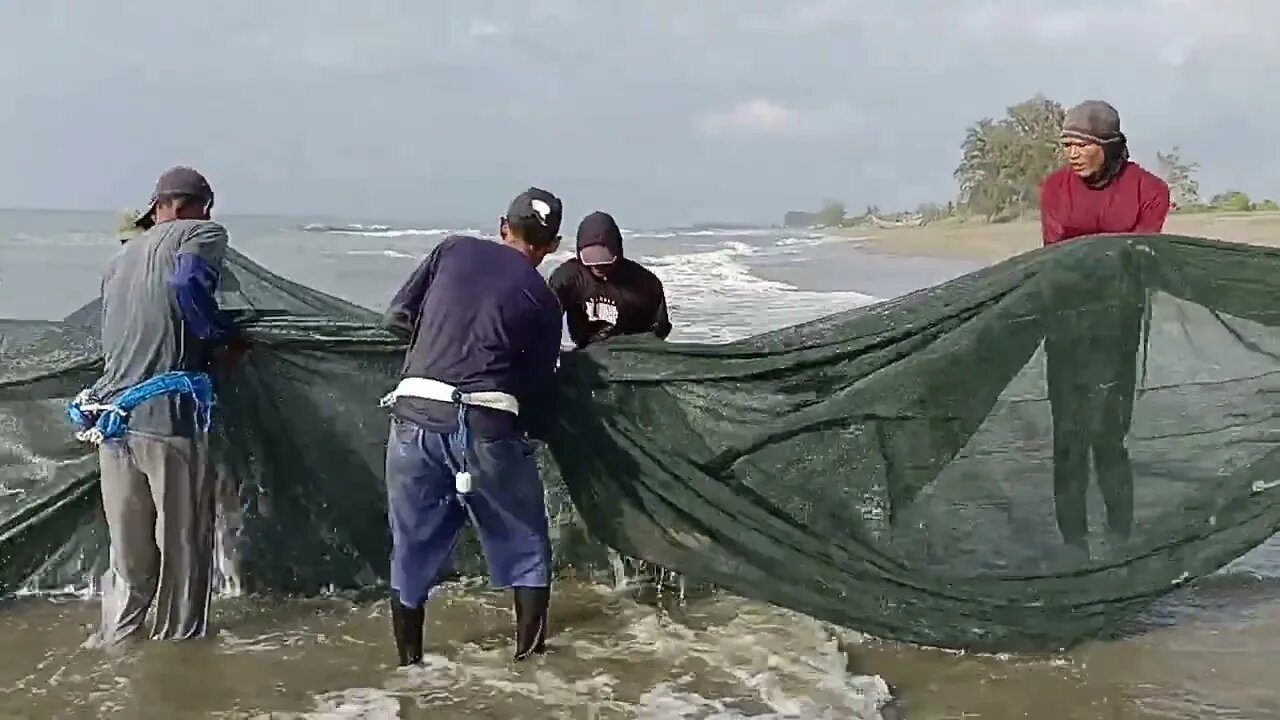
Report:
90,166,242,644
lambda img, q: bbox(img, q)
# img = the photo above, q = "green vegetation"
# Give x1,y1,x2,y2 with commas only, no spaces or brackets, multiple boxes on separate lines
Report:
785,95,1278,228
954,95,1064,222
1153,147,1278,213
1156,147,1200,209
816,199,846,228
1174,191,1279,214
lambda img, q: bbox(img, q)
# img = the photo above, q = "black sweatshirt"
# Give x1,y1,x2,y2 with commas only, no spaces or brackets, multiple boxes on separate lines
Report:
548,258,672,348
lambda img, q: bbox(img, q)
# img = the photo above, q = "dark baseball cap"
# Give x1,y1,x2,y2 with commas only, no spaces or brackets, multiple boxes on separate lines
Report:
134,166,215,229
576,211,623,266
505,187,563,246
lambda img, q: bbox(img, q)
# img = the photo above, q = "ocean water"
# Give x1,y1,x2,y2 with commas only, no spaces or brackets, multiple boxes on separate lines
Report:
1,209,1278,719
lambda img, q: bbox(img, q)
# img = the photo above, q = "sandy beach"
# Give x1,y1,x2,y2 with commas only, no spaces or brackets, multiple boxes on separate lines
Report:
841,211,1280,263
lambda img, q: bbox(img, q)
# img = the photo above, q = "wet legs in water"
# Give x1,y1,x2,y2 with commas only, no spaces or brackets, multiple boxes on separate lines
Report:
389,596,426,666
386,585,549,666
1046,326,1139,552
1093,440,1134,543
1051,430,1134,553
384,418,553,665
513,586,550,659
97,434,216,644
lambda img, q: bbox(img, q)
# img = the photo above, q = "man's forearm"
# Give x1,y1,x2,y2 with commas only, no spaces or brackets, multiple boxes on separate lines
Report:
383,250,444,339
170,253,233,343
653,303,673,340
1133,196,1171,234
382,308,415,339
521,326,563,439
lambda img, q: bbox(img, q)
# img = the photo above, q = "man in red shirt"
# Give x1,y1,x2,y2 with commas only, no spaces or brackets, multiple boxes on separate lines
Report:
1040,100,1170,244
1038,101,1164,558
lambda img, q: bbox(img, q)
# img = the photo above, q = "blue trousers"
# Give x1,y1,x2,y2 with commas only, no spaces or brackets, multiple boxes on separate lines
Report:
385,417,551,609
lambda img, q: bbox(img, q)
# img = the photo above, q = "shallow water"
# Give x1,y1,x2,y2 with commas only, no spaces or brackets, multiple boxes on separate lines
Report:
3,210,1280,719
6,562,1279,719
0,580,890,719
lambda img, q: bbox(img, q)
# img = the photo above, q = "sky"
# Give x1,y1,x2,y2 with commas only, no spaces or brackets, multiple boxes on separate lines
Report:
0,0,1277,227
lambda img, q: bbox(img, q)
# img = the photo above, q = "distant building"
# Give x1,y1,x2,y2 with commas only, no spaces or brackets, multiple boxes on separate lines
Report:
783,211,819,228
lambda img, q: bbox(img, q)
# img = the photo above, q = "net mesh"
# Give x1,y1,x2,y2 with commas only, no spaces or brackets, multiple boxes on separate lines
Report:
2,234,1279,652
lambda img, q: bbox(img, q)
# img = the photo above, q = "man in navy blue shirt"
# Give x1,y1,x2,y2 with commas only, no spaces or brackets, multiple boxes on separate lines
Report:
379,187,564,666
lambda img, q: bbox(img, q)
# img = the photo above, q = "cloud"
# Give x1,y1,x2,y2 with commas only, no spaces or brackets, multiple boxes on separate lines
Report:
0,0,1279,225
467,20,503,38
952,0,1258,61
695,99,801,137
695,99,869,141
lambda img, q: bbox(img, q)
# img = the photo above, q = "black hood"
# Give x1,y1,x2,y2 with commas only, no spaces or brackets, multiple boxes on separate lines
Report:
575,211,624,263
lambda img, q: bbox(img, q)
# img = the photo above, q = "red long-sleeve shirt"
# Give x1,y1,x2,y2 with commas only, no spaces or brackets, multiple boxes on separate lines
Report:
1038,162,1171,246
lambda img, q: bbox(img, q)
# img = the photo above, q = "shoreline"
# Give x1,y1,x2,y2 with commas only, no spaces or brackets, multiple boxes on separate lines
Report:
823,211,1280,264
747,241,982,298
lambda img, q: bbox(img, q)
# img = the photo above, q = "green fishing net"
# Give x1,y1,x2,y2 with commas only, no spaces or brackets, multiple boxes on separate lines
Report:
3,234,1279,652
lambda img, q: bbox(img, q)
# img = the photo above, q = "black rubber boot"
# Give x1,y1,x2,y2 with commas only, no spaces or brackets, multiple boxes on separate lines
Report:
389,595,425,667
512,586,550,661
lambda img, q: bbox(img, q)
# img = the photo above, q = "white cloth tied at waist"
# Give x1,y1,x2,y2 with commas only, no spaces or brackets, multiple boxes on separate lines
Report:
378,377,520,416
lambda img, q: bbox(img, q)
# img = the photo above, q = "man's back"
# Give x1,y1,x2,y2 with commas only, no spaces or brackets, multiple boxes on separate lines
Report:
390,235,561,436
96,219,229,436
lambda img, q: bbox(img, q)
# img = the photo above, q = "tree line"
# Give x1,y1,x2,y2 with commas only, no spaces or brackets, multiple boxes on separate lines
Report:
789,95,1276,228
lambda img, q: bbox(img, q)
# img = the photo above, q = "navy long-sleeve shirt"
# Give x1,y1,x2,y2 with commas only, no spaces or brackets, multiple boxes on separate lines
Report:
383,235,563,439
169,252,233,344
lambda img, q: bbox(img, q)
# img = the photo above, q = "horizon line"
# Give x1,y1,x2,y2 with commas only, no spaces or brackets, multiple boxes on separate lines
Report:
0,206,779,230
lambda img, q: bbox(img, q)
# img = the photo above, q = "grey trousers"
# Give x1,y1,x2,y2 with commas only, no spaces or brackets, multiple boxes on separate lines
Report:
97,432,215,643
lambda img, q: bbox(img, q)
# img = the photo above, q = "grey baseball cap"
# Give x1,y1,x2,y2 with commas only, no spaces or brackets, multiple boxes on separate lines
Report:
134,166,215,229
1061,101,1124,144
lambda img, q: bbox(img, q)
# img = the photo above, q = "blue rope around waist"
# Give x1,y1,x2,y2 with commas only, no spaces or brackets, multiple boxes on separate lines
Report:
67,371,216,444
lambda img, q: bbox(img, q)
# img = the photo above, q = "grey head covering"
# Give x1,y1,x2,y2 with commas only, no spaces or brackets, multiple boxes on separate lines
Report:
1061,100,1124,145
1061,100,1130,188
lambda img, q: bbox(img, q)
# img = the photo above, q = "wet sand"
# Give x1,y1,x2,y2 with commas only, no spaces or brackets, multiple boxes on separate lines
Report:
747,239,982,297
859,570,1280,719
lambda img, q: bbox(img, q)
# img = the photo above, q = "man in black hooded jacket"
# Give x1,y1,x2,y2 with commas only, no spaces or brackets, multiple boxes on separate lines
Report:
548,211,672,348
